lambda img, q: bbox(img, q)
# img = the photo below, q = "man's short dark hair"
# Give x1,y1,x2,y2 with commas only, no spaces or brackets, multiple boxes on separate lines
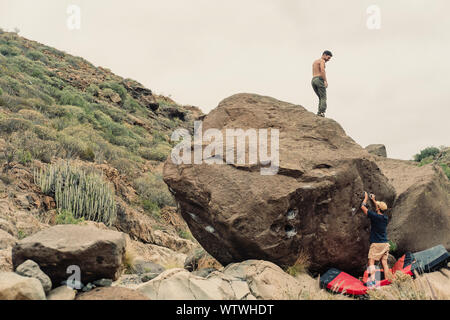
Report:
323,50,333,57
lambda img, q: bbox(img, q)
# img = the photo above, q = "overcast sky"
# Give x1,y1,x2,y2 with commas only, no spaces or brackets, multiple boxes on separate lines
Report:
1,0,449,160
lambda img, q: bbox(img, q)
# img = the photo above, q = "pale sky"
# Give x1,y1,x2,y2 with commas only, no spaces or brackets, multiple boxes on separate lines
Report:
1,0,449,160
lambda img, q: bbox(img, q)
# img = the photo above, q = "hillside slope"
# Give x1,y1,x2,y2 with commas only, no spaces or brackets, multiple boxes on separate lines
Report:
0,30,207,272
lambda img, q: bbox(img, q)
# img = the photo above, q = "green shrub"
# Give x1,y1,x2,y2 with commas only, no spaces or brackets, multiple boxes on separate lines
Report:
123,97,141,112
0,118,32,134
110,157,139,177
26,49,46,62
440,163,450,180
57,87,87,107
133,172,176,208
0,45,21,57
142,199,161,220
18,150,32,165
57,134,90,159
0,88,3,96
418,156,434,167
86,84,100,96
33,125,58,141
177,229,194,240
34,161,116,226
142,143,172,162
389,240,397,252
99,81,127,102
413,147,440,162
54,209,84,225
4,131,56,164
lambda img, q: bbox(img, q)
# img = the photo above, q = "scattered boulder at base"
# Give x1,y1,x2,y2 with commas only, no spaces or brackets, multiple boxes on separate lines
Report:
12,225,127,286
46,286,77,300
0,272,46,300
15,259,52,293
163,93,396,274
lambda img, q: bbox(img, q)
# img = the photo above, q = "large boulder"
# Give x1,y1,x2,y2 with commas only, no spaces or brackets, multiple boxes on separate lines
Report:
375,157,450,253
0,272,46,300
163,93,395,273
12,225,127,286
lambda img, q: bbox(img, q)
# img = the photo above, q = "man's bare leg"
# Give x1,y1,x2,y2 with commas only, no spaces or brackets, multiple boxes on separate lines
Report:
381,256,393,281
368,258,376,283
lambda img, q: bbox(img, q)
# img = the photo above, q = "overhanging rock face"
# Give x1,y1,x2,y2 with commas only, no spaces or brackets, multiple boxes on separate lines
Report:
163,93,395,273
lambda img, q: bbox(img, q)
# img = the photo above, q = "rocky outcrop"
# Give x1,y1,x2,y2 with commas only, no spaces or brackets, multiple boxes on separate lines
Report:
123,79,159,112
375,158,450,253
12,225,127,286
365,144,387,157
164,93,396,273
0,272,46,300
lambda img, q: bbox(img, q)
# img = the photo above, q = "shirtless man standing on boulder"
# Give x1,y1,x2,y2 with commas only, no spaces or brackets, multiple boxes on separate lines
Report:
312,50,332,117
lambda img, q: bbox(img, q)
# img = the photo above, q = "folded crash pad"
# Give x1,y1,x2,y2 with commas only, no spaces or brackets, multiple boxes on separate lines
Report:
410,244,450,274
320,268,368,296
321,245,449,296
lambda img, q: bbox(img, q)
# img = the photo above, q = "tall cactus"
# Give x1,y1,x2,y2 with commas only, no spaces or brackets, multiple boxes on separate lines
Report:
34,161,116,226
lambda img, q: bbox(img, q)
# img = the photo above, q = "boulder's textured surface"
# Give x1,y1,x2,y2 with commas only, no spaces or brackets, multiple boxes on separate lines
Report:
137,268,251,300
0,272,46,300
76,286,150,300
15,259,52,293
137,259,329,300
46,286,77,300
0,229,17,250
12,225,127,286
418,267,450,299
375,157,450,253
164,93,396,273
365,144,387,157
0,249,13,272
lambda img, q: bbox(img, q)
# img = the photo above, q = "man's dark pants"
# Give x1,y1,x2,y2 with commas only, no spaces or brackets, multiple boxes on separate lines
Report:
311,76,327,115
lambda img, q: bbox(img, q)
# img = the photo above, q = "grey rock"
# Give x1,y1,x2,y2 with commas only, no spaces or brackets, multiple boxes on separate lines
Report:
93,278,112,287
15,259,52,293
61,279,84,290
192,267,218,278
82,282,96,292
140,272,160,283
132,259,165,275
